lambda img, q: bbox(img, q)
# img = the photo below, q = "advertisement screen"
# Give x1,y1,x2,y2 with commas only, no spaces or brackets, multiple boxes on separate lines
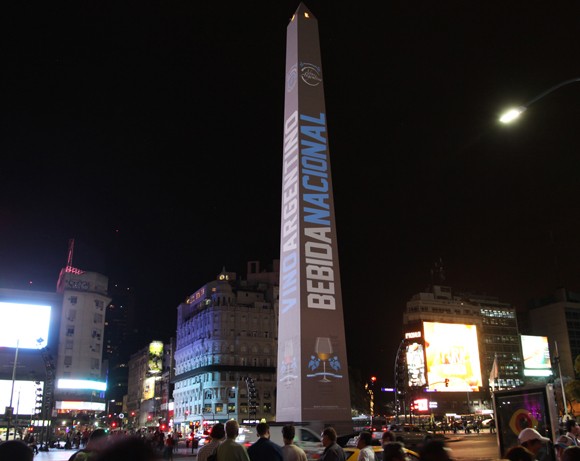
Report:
424,322,483,392
493,385,558,457
148,341,163,375
521,335,551,370
406,342,426,387
0,380,43,415
0,302,51,349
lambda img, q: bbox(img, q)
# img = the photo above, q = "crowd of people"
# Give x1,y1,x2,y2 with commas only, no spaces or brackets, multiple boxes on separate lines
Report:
3,417,580,461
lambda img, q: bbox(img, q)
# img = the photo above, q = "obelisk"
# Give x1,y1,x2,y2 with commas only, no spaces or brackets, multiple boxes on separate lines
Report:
276,3,352,428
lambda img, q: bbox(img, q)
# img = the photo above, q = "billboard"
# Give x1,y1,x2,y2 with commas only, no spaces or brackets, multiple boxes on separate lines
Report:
406,342,426,387
424,322,483,392
0,302,51,349
493,385,558,457
521,335,552,377
0,379,43,415
148,341,164,375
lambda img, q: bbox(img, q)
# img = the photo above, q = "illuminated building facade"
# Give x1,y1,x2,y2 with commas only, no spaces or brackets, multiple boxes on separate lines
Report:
126,339,174,430
401,285,524,417
403,285,524,390
172,261,279,434
53,268,112,417
0,288,61,441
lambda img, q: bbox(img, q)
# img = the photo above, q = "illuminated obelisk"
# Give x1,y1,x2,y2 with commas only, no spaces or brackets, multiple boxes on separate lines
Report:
276,3,351,427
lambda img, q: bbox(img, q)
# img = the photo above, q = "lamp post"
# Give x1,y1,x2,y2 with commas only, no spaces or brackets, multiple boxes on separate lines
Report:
499,77,580,123
6,339,20,441
554,341,569,419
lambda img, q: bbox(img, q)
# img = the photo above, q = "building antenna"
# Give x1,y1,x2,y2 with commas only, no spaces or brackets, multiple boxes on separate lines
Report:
67,238,75,269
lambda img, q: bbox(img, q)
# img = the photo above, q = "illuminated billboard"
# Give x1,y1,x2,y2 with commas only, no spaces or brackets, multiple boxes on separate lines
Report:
0,302,51,349
406,342,426,387
424,322,483,392
521,335,552,377
148,341,164,375
0,380,43,415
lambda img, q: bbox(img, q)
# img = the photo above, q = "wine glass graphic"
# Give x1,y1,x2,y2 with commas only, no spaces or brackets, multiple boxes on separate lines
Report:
315,337,333,382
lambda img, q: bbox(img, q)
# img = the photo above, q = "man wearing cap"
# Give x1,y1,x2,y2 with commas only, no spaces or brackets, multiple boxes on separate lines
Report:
518,428,551,459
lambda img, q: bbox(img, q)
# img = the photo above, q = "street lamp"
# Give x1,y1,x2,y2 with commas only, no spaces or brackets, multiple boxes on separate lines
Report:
6,339,20,441
499,77,580,123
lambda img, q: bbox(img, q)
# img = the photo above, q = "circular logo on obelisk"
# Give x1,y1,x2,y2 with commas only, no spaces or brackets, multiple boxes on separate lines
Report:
300,62,322,86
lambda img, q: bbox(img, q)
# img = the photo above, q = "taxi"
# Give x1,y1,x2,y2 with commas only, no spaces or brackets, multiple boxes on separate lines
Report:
343,445,420,461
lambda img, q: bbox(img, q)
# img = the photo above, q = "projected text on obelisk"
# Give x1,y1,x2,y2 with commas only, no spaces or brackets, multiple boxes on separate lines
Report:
276,3,351,424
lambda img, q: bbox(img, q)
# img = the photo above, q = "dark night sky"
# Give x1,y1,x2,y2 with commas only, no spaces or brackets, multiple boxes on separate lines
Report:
2,1,580,386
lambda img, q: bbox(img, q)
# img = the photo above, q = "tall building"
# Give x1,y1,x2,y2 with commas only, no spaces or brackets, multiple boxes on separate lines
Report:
52,266,112,433
103,281,138,413
528,287,580,379
126,339,174,430
172,261,279,435
402,285,523,416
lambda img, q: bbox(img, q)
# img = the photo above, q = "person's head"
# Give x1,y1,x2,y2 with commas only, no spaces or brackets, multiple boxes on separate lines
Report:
357,431,372,449
256,422,270,439
225,420,240,440
419,439,452,461
557,436,576,461
86,428,108,451
209,423,225,441
518,428,550,455
282,425,295,445
0,440,34,461
93,435,160,461
382,441,406,461
381,431,396,445
562,446,580,461
321,427,337,448
567,420,580,435
504,445,534,461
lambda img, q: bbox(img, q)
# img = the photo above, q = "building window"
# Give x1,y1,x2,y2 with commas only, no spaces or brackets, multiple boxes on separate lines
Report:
91,358,100,369
94,313,103,324
263,403,272,413
67,309,76,321
215,403,223,413
68,296,78,305
64,356,73,366
66,326,75,337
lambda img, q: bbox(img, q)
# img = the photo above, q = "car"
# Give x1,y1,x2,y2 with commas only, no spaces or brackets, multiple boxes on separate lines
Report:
245,424,324,461
481,418,494,428
386,425,444,447
343,445,420,461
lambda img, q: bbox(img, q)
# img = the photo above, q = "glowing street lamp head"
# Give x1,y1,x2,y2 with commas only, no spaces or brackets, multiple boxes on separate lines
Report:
499,106,527,124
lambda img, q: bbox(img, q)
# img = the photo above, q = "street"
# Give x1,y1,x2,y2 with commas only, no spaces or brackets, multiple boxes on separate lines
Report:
447,432,501,461
33,444,197,460
32,434,502,461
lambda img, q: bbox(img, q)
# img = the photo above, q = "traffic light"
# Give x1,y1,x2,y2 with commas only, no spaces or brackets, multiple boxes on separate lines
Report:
371,376,377,384
445,378,449,388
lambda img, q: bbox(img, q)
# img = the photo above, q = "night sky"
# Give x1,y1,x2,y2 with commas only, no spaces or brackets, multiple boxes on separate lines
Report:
2,1,580,386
